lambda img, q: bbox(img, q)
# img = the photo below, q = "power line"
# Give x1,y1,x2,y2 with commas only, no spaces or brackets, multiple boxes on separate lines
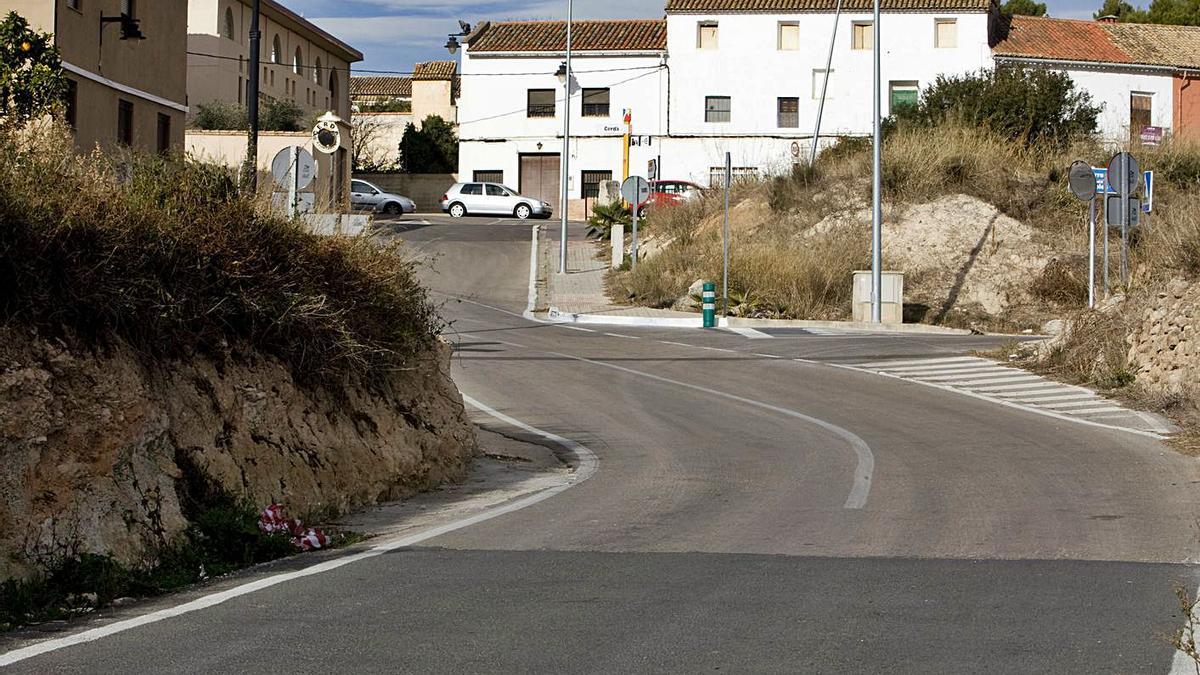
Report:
186,51,664,78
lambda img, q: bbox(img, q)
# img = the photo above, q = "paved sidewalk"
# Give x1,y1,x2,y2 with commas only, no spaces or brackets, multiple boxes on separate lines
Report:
542,229,696,321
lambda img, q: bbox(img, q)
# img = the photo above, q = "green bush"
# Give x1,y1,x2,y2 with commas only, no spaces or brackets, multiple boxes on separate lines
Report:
892,66,1100,146
191,98,310,132
586,202,631,240
398,115,458,173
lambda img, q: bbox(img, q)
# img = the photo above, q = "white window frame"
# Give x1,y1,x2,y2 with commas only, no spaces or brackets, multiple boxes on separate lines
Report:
851,21,874,51
812,69,833,100
778,22,800,51
934,18,957,48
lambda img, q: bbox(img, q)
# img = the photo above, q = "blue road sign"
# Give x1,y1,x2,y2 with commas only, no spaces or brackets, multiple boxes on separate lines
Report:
1092,168,1153,212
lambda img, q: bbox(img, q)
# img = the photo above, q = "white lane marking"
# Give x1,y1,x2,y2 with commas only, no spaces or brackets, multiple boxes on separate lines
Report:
826,362,1167,440
754,353,784,359
880,362,995,375
1002,392,1096,403
0,395,598,667
603,332,641,340
856,357,979,368
459,333,528,350
526,224,539,315
1066,406,1130,415
659,341,694,347
916,369,1026,383
969,382,1070,393
543,349,873,509
1037,399,1109,410
560,326,595,333
947,375,1044,387
726,327,773,339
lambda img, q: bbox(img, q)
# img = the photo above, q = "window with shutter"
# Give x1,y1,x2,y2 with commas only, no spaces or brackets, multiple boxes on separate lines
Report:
705,96,731,123
852,22,873,50
778,23,800,50
778,97,800,128
698,22,719,49
935,19,957,48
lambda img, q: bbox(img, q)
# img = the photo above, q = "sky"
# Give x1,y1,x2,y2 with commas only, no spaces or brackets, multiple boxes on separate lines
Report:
287,0,1104,74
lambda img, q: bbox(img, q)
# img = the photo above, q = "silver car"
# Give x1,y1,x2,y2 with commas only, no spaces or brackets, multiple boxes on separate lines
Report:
350,179,416,215
440,182,552,220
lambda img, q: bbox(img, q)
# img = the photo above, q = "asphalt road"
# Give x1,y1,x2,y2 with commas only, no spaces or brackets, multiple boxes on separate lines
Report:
6,213,1199,673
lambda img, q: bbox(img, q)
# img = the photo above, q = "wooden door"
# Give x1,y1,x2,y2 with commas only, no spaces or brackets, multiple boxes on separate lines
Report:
519,154,561,213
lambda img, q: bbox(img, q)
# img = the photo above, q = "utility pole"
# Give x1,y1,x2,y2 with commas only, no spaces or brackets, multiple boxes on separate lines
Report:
558,0,573,275
244,0,262,193
870,0,882,323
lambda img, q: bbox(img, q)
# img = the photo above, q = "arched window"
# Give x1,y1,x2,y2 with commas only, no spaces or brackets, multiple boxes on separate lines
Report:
293,47,303,75
271,35,281,64
329,70,339,114
313,58,322,85
222,7,235,40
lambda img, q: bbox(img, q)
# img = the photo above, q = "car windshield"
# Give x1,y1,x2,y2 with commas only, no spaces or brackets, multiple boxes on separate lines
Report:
501,186,518,196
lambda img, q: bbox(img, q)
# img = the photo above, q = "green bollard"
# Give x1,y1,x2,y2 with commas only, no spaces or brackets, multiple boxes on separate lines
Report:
702,282,716,328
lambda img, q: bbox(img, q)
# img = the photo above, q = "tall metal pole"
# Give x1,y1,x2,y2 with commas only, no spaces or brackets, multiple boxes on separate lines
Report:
244,0,261,193
1088,197,1096,309
723,152,731,318
1103,203,1110,297
870,0,882,323
810,0,844,166
1119,152,1129,286
558,0,573,275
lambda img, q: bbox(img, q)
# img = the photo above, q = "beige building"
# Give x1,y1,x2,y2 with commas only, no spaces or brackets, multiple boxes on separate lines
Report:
186,0,363,211
187,0,362,119
4,0,187,153
350,61,458,169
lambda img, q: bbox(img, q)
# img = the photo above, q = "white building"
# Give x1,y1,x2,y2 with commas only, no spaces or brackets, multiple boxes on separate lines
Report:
458,20,669,217
992,16,1200,144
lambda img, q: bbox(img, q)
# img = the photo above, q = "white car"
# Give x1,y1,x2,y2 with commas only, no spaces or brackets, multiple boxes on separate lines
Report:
440,182,552,220
350,179,416,215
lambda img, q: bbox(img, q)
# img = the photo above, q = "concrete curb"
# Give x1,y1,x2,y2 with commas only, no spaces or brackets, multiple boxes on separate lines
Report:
543,307,976,335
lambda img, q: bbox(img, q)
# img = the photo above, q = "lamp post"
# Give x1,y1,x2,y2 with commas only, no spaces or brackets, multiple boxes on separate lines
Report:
870,0,882,323
557,0,574,275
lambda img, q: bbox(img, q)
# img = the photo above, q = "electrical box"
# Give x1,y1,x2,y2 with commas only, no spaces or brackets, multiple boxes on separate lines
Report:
852,271,904,324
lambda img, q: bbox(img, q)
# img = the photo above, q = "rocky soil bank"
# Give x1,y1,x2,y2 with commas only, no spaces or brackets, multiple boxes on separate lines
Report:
0,327,477,580
1129,278,1199,397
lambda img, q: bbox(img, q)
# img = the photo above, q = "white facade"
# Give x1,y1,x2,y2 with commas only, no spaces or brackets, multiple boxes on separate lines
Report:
458,49,668,214
996,58,1176,143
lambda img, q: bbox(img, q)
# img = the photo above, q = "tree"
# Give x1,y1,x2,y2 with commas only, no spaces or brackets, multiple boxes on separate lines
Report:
1094,0,1149,21
0,11,66,126
190,99,308,132
892,67,1100,146
1144,0,1200,24
398,115,458,174
351,114,396,172
1002,0,1048,15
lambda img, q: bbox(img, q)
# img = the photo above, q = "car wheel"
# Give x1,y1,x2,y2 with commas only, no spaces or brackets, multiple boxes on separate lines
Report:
449,203,466,218
383,202,402,215
514,204,532,220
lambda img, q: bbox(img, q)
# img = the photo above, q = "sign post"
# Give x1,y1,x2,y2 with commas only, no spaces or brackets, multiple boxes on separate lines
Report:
1107,151,1142,287
723,152,732,317
271,146,315,219
1067,160,1098,308
620,176,650,271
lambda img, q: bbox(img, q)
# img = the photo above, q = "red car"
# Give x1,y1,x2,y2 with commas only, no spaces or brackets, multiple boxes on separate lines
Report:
637,180,702,218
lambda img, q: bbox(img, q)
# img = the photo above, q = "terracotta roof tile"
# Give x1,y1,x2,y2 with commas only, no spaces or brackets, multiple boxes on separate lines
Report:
412,61,458,81
993,16,1200,70
1105,22,1200,69
666,0,990,11
350,76,411,98
468,19,667,52
992,16,1130,63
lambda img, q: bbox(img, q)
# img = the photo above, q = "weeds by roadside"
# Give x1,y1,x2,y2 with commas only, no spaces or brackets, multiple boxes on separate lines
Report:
0,497,362,632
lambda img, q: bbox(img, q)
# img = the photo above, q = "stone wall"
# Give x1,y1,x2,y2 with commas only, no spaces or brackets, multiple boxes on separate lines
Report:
1128,278,1199,395
0,327,477,579
355,173,458,212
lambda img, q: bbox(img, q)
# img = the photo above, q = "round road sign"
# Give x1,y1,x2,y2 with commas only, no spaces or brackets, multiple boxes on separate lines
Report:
312,117,341,154
271,147,316,190
1106,151,1143,196
621,176,651,205
1067,160,1096,202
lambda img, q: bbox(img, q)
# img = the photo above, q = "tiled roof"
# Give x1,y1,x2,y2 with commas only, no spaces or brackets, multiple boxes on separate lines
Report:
413,61,457,81
1105,22,1200,69
350,76,412,98
992,16,1130,63
666,0,990,11
467,19,667,52
993,16,1200,70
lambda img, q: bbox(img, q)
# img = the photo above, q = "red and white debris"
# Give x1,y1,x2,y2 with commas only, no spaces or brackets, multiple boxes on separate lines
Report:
257,503,331,551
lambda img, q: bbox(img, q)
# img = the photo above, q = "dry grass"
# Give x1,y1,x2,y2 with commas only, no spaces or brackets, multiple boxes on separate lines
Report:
0,123,440,384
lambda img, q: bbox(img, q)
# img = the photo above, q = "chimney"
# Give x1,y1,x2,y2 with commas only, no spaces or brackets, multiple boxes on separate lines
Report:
1097,14,1119,23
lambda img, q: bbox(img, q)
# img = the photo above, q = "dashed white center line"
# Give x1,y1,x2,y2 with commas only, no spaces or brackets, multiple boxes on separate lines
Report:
560,326,595,333
603,332,640,339
659,341,694,347
754,353,783,359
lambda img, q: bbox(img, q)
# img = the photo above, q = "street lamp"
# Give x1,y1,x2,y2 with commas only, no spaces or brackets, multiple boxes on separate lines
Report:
444,21,472,55
445,36,460,55
870,0,883,323
558,0,573,275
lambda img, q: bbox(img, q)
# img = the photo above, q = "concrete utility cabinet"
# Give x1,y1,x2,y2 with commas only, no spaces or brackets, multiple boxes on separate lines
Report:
852,271,904,324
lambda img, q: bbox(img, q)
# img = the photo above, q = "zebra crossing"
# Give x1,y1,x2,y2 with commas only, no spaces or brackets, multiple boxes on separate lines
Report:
839,356,1175,436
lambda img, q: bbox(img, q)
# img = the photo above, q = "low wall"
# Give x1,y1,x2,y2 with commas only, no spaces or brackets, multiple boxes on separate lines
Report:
355,173,458,212
1128,277,1200,395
